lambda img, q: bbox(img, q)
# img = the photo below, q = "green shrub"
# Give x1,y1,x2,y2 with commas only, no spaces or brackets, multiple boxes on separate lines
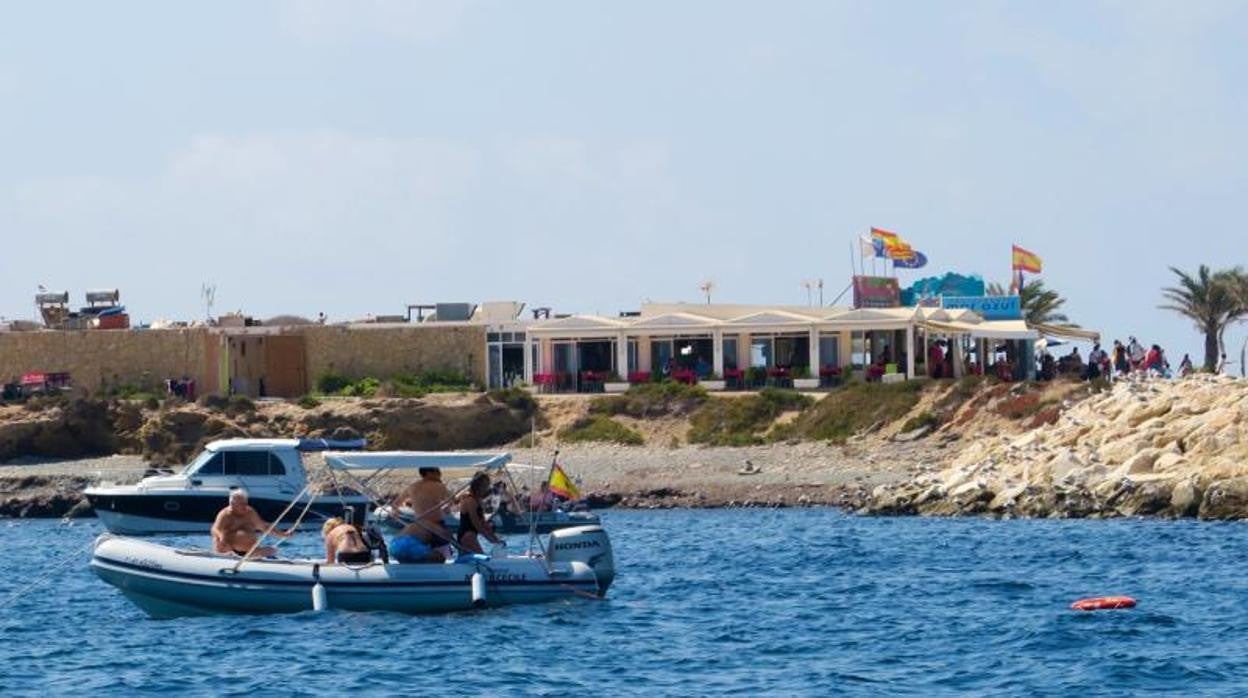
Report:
316,371,352,395
687,390,814,446
900,411,941,433
783,380,923,443
488,387,538,415
558,415,644,445
589,382,708,418
226,394,257,414
297,395,322,409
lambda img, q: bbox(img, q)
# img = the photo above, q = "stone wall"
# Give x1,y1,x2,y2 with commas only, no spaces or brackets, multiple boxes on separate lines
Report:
0,323,487,398
0,329,214,397
301,323,485,387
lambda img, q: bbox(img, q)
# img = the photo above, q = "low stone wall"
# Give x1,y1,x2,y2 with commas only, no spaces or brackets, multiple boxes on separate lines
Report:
301,323,485,387
0,328,213,397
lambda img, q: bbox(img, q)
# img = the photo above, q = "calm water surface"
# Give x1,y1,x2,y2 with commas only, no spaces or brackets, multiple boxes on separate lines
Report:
3,510,1248,696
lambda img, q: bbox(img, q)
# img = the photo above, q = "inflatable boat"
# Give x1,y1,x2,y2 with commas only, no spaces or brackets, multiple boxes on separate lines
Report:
91,525,614,618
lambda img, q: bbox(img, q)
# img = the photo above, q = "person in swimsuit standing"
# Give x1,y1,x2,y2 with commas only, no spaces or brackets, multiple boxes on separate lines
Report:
210,489,293,558
457,473,505,555
322,517,372,564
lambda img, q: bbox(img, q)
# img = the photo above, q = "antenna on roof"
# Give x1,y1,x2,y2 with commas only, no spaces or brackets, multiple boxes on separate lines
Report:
801,278,825,307
201,283,216,322
699,279,715,304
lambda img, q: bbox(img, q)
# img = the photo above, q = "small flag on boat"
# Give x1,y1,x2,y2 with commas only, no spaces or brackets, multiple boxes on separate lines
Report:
549,464,581,500
1011,244,1042,273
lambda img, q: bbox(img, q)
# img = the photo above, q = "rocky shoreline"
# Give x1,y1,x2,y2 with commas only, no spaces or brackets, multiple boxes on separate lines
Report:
866,374,1248,520
5,376,1248,522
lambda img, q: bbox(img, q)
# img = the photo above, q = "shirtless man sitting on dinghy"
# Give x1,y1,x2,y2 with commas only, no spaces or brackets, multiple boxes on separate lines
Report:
389,467,455,563
211,489,293,558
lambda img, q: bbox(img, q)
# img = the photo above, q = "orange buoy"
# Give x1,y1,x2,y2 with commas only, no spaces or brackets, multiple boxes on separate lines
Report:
1070,596,1136,611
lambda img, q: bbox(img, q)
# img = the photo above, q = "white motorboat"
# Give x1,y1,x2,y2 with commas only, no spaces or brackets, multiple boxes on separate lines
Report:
83,438,372,535
90,451,616,617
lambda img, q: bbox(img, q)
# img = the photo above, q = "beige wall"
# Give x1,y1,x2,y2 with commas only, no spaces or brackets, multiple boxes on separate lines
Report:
0,323,487,397
0,328,214,397
301,324,486,388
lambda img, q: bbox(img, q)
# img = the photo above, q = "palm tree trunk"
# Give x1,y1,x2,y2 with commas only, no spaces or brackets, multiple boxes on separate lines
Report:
1205,330,1220,372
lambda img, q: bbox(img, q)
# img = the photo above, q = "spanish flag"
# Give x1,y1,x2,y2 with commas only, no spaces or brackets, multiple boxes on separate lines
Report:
871,227,915,260
1011,244,1042,273
548,463,581,500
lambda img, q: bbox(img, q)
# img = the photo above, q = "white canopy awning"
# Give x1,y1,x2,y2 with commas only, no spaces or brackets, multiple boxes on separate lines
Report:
918,319,1038,340
1032,323,1100,342
323,451,511,472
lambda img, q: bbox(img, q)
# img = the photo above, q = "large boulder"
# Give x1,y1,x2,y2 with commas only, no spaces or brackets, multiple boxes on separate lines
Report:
1199,477,1248,520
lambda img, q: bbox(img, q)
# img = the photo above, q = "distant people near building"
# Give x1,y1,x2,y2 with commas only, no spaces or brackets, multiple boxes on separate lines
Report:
1039,352,1056,381
1217,353,1229,374
1112,340,1130,377
928,341,944,379
316,312,327,325
1179,354,1194,377
1143,344,1165,376
1084,343,1106,380
1128,336,1146,370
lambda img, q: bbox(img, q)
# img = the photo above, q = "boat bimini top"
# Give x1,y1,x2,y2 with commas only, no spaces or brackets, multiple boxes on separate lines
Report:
322,451,511,472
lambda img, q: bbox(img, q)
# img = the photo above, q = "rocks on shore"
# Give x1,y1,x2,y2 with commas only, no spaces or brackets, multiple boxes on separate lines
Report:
867,374,1248,519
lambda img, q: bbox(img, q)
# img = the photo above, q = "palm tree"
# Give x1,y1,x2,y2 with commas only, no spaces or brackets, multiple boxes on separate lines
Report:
985,280,1074,326
1160,265,1248,371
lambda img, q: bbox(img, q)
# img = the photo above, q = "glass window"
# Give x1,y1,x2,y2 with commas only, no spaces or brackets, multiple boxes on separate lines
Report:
195,452,224,475
750,337,771,368
224,451,274,476
487,332,500,342
722,338,738,370
268,454,286,476
819,335,840,369
627,340,639,374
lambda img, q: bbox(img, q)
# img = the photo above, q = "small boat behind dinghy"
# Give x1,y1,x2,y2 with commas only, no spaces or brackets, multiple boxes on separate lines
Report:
90,451,615,618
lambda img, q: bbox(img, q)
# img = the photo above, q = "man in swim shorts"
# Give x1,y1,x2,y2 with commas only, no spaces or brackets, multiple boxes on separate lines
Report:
210,489,293,558
390,467,454,562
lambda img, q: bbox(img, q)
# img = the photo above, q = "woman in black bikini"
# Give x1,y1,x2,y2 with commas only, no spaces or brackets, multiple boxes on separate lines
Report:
457,474,505,555
322,517,373,564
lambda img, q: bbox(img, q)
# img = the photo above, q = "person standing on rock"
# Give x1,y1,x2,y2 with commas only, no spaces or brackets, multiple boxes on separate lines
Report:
1179,354,1194,377
1128,337,1146,370
1112,340,1130,377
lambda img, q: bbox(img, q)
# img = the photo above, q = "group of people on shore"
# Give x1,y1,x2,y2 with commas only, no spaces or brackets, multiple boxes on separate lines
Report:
209,467,566,565
1053,336,1229,381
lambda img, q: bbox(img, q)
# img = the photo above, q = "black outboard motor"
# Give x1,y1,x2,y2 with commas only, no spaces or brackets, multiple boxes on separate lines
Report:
364,522,390,564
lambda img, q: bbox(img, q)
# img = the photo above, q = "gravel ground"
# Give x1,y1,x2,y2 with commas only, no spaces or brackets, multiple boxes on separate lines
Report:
0,438,940,516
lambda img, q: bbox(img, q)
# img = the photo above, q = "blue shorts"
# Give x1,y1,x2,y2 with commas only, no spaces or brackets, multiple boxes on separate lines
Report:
390,535,432,563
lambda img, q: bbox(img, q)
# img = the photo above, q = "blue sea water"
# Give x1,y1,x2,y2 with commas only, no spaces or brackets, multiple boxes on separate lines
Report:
3,509,1248,696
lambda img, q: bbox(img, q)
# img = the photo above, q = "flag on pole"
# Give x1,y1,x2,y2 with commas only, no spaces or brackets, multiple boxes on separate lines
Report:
1011,244,1042,273
859,235,883,259
892,250,928,269
871,227,915,260
548,463,581,500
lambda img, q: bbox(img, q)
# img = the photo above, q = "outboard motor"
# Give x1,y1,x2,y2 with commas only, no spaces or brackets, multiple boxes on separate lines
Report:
546,525,614,594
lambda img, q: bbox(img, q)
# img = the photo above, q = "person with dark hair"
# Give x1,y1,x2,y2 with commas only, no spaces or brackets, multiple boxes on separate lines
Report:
390,467,454,563
457,473,505,555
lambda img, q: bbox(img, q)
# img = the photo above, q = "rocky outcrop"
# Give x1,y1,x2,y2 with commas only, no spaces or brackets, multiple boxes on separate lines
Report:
867,374,1248,519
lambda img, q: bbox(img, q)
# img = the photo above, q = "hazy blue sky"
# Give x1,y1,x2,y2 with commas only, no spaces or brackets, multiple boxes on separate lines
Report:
2,1,1245,360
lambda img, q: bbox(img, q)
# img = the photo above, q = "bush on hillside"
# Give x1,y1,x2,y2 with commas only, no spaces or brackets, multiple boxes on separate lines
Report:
781,380,923,444
589,382,708,419
557,415,644,445
687,389,814,446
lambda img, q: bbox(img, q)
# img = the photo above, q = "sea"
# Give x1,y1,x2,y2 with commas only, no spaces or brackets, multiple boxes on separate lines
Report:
3,509,1248,696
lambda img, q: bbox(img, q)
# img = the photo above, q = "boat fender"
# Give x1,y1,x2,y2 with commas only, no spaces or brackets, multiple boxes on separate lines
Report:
1070,596,1136,611
471,572,487,609
312,564,327,612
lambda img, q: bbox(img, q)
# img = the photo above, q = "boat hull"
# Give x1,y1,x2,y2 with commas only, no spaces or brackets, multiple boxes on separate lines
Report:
85,491,370,535
90,535,603,618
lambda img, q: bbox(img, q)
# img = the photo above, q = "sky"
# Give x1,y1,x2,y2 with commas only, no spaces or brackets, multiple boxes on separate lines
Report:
1,1,1246,362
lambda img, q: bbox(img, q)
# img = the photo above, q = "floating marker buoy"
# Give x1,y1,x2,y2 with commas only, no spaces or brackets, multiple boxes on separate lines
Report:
312,582,327,612
471,572,487,608
1070,596,1136,611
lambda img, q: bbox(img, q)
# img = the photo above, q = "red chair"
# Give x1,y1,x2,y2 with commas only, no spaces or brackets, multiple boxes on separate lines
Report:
628,371,651,384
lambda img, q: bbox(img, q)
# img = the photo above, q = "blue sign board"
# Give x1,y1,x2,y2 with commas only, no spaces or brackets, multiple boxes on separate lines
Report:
941,295,1023,320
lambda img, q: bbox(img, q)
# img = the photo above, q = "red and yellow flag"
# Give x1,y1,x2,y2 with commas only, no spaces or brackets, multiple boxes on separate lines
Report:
548,464,581,500
1011,244,1042,273
872,227,915,260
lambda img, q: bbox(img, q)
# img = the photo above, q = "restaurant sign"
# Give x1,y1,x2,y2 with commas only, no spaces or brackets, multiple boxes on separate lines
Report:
853,276,901,309
942,295,1023,320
